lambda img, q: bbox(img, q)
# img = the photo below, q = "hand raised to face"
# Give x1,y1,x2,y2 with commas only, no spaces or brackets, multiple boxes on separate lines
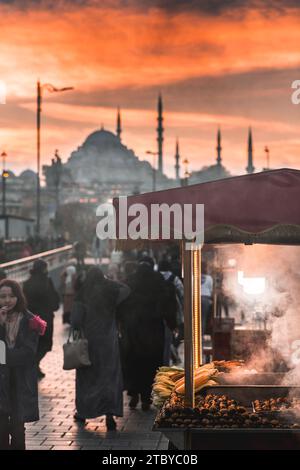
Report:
0,306,9,325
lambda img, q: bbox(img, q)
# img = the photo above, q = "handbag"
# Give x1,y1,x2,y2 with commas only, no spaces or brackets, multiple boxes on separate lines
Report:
63,328,91,370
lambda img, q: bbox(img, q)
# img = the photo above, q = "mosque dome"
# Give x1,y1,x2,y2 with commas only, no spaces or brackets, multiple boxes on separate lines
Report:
83,129,120,149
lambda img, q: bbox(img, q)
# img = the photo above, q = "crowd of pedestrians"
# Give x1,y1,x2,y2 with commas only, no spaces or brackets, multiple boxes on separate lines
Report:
0,247,210,449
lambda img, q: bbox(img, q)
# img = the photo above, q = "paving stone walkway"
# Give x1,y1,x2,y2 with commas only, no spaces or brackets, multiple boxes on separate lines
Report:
26,312,168,450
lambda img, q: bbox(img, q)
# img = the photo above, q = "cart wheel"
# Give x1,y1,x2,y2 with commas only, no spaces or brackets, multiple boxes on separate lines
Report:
168,440,178,450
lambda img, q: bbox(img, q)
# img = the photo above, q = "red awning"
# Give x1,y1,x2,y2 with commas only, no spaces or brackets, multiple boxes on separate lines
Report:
114,169,300,246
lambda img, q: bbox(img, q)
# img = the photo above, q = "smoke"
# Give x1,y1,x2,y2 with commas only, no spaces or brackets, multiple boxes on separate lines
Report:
216,244,300,378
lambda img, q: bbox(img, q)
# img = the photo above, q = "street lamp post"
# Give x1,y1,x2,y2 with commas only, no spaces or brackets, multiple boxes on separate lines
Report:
36,81,41,238
264,146,270,170
1,151,9,239
52,149,63,235
182,158,191,186
146,150,159,191
53,149,62,214
1,152,9,215
36,81,73,237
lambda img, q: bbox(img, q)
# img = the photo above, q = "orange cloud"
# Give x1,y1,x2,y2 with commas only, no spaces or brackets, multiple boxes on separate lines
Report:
0,6,299,97
0,3,299,176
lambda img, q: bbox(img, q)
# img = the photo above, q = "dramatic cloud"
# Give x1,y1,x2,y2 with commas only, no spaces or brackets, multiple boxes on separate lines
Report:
4,0,300,14
0,0,299,175
1,4,299,95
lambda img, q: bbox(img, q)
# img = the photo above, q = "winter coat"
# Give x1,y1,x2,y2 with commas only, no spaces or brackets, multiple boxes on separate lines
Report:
117,264,177,397
0,310,39,422
61,270,76,315
23,274,60,356
23,274,60,322
71,276,129,419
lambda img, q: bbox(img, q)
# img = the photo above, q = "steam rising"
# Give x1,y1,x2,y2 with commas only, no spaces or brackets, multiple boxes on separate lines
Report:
217,244,300,383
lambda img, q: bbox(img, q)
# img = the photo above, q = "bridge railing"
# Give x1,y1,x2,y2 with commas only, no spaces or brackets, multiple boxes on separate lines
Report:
0,245,74,283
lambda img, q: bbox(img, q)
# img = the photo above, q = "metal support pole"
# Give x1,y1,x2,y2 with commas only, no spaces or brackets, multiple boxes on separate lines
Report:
36,80,41,236
1,152,6,217
193,247,202,368
183,241,194,408
2,173,5,217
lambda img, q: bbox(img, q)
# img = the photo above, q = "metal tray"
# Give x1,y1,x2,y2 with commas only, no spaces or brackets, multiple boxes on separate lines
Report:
154,427,300,450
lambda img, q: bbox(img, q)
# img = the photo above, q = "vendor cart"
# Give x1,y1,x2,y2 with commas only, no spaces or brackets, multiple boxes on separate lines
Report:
114,168,300,450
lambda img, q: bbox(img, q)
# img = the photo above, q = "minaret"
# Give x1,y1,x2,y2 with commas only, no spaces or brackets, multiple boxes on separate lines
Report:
116,107,122,140
246,127,255,174
216,127,222,166
157,94,164,173
175,138,180,181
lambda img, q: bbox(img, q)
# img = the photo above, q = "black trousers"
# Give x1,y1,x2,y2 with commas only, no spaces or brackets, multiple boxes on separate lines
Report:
0,414,25,450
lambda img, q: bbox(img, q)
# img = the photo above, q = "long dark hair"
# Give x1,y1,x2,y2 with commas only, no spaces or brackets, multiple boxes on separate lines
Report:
0,279,27,312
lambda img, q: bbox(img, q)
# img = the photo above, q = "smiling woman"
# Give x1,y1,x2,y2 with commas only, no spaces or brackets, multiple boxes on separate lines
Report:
0,279,42,450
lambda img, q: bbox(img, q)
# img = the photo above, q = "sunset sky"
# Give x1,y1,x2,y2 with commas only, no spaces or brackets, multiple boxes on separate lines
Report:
0,0,299,178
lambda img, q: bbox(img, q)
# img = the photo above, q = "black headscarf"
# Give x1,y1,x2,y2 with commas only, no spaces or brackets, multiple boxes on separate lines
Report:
78,266,118,313
127,262,164,300
30,258,48,276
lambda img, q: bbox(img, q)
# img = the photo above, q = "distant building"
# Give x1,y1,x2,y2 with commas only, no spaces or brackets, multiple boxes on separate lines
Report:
0,170,19,216
0,169,40,236
246,127,255,174
19,169,36,188
0,110,259,240
157,94,164,173
0,215,34,239
43,102,260,204
63,127,172,198
174,139,180,184
189,128,231,184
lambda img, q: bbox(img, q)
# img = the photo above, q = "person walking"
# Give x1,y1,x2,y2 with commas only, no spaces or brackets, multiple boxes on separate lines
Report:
117,260,177,411
158,259,184,365
71,267,129,431
23,259,60,379
201,261,213,335
73,241,86,268
92,236,102,265
61,264,77,325
0,279,46,450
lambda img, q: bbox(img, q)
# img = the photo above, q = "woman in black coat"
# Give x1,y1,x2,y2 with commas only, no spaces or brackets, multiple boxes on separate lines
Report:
0,279,45,450
23,259,60,378
71,267,129,431
117,262,177,411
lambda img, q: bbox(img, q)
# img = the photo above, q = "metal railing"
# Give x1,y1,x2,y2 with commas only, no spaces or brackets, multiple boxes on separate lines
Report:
0,244,74,282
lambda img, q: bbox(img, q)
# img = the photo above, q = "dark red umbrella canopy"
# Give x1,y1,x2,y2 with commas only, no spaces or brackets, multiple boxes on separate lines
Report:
113,169,300,245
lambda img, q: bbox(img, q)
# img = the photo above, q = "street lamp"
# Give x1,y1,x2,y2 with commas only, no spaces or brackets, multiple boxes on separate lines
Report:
146,150,159,191
36,81,73,236
1,151,9,218
182,158,191,186
53,149,62,214
264,146,270,170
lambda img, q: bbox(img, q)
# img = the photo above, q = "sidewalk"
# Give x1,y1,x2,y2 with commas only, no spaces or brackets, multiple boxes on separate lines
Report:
26,312,168,450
